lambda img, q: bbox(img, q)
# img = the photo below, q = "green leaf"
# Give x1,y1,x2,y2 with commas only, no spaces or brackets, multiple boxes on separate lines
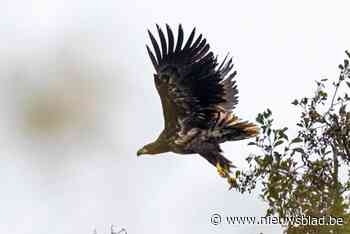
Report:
346,81,350,89
339,105,347,114
256,113,264,124
319,90,328,97
267,108,272,116
235,170,241,177
291,99,299,105
301,98,308,105
274,140,284,147
280,132,289,140
291,137,303,144
345,93,350,101
281,127,288,132
246,155,253,163
293,147,304,154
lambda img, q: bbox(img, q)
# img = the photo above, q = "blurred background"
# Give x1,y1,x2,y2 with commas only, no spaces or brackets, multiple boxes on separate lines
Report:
0,1,349,234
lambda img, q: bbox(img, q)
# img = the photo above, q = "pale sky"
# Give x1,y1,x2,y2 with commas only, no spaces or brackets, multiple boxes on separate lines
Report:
0,1,350,234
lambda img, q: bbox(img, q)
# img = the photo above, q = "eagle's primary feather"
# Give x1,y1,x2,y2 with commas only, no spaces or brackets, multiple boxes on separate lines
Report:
138,24,258,188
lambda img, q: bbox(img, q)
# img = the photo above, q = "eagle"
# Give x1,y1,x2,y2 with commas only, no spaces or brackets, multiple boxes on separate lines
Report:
137,24,258,188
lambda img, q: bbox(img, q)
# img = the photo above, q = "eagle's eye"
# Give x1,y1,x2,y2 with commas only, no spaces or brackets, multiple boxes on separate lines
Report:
161,74,170,81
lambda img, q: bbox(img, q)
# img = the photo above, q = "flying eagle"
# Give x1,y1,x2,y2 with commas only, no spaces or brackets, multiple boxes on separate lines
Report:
137,24,258,188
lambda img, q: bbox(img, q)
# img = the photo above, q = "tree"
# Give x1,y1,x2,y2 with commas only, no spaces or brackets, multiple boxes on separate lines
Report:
237,51,350,233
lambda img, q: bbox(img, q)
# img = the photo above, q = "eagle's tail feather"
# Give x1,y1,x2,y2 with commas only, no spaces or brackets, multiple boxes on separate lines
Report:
224,121,259,141
212,112,258,142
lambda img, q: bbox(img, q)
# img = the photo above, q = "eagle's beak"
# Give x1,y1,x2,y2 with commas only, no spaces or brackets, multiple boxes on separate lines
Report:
137,148,148,156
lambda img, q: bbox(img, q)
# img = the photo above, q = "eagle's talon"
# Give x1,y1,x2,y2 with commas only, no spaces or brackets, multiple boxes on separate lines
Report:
228,176,237,190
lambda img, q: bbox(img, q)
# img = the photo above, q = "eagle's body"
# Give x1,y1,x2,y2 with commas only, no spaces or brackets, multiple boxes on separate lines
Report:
137,24,258,187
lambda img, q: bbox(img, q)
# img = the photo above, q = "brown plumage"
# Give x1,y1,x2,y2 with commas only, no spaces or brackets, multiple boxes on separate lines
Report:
137,24,258,188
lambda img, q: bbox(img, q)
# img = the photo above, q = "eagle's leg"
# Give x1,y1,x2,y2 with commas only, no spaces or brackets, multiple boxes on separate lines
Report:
195,142,239,189
216,161,230,177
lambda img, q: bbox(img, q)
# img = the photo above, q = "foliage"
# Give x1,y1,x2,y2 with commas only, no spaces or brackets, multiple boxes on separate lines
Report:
237,51,350,233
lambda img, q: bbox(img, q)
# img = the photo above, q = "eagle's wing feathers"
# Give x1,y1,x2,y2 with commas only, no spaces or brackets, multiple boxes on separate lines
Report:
147,24,239,130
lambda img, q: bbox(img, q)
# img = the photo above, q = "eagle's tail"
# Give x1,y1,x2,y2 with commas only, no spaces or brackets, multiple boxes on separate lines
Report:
223,121,259,141
212,112,259,142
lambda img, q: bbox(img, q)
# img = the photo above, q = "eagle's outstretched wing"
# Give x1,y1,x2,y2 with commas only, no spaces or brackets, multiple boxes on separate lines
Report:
146,24,239,130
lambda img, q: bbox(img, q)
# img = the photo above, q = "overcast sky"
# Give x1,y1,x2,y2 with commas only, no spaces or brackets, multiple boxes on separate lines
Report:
0,1,350,234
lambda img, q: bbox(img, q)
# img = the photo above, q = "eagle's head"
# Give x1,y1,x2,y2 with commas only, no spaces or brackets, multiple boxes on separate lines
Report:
136,146,149,156
137,141,170,156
